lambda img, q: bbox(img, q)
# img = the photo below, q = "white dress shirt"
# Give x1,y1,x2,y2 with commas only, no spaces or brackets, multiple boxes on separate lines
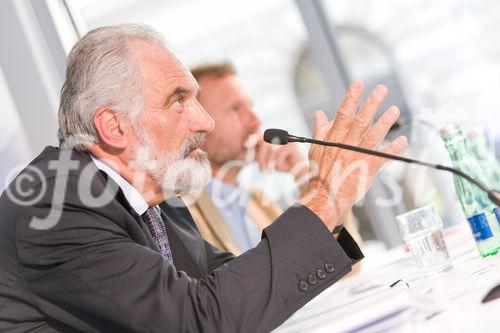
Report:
91,156,149,216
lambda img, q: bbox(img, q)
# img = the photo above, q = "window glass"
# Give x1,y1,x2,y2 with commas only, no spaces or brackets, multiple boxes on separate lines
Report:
0,66,33,192
321,0,500,153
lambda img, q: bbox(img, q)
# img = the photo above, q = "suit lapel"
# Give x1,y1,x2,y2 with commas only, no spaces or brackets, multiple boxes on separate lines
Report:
95,167,157,250
192,190,241,255
82,153,205,276
159,199,206,277
112,188,205,278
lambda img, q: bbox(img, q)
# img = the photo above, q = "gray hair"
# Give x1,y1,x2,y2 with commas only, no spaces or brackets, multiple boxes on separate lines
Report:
58,23,167,151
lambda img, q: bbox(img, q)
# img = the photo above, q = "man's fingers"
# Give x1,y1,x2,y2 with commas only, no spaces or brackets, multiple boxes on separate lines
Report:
267,145,279,171
345,85,388,145
256,141,270,171
312,110,331,140
359,105,400,149
375,135,408,167
325,81,364,142
275,147,289,170
256,142,279,172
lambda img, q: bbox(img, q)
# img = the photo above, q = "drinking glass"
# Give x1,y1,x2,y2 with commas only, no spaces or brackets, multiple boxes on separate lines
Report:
396,205,452,276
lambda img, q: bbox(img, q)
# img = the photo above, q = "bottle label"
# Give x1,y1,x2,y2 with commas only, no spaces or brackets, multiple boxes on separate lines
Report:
467,213,493,241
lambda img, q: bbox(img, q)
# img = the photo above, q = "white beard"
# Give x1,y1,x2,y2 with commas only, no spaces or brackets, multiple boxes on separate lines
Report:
133,131,212,201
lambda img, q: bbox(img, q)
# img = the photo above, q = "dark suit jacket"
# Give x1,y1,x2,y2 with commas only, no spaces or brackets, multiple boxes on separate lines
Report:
0,146,363,332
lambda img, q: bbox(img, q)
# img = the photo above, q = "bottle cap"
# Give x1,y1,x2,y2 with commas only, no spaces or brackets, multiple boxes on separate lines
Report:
439,122,462,138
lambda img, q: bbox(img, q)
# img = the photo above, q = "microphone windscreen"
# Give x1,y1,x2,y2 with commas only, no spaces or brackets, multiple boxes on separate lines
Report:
263,129,289,145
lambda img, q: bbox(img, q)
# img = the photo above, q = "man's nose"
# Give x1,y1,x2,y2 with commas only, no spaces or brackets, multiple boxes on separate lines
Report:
244,108,261,132
189,101,215,134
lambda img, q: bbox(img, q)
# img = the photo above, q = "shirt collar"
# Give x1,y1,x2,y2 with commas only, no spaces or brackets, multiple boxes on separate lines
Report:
91,155,149,216
207,178,250,207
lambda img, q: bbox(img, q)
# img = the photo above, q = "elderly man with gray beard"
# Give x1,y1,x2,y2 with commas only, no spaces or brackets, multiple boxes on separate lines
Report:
0,24,407,332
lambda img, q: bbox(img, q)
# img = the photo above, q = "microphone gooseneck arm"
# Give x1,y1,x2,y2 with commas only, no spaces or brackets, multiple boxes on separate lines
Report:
264,129,500,207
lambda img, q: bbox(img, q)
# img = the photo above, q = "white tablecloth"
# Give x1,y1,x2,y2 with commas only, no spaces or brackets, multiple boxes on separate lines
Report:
274,223,500,332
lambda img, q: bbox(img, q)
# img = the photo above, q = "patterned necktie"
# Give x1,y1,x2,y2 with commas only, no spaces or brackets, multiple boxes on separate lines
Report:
141,206,173,263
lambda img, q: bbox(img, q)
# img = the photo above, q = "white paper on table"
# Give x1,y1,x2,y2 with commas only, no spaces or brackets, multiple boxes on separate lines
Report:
275,283,447,333
311,288,447,333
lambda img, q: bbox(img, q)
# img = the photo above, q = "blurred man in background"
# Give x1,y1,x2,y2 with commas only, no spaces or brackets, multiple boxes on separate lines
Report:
189,62,362,256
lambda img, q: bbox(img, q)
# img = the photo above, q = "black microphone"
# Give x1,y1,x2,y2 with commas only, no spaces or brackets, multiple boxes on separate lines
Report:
263,128,500,207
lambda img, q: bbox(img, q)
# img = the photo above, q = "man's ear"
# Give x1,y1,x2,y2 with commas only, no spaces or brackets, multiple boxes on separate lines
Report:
93,107,129,149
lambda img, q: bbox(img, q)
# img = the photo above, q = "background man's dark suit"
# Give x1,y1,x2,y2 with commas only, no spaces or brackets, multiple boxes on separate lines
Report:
0,146,362,332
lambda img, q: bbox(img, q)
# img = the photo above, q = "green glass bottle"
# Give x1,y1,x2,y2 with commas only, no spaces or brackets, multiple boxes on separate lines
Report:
467,129,500,225
440,123,500,257
467,128,500,190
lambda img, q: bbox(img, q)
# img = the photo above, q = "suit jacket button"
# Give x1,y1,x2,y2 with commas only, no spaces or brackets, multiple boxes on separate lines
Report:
307,273,318,286
316,268,326,280
325,263,335,273
299,280,309,292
